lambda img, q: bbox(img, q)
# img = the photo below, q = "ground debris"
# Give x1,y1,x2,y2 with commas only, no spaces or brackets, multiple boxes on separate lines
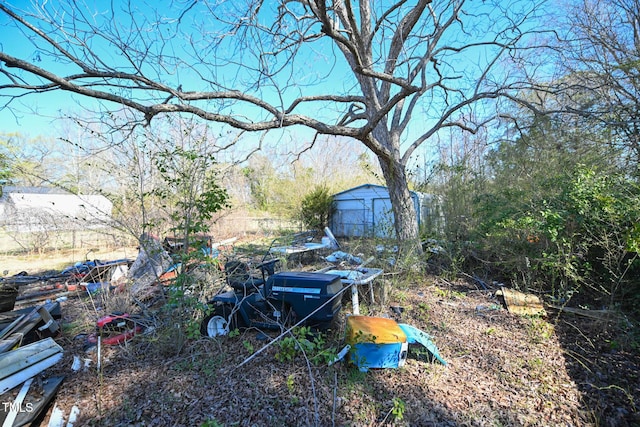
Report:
2,247,638,426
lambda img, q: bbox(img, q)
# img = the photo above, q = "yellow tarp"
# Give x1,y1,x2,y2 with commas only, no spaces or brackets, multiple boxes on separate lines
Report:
496,288,546,316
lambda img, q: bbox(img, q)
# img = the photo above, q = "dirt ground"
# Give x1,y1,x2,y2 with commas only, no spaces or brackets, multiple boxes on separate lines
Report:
1,244,639,427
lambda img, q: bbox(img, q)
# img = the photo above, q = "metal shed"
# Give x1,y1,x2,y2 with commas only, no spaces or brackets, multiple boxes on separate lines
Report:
329,184,437,238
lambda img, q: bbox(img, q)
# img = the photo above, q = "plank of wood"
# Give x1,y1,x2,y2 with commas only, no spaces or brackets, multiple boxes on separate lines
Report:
15,375,66,427
548,305,623,321
0,353,63,394
0,337,63,380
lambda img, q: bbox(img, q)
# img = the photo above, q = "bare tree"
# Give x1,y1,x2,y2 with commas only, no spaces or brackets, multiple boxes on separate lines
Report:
0,0,549,248
559,0,640,171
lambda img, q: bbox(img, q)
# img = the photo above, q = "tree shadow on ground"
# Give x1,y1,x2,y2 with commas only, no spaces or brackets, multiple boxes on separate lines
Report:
51,334,466,427
38,240,640,426
552,311,640,426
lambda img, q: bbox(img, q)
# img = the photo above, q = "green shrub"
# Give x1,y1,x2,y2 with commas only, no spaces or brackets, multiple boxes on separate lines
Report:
299,185,334,230
474,164,640,315
275,326,337,365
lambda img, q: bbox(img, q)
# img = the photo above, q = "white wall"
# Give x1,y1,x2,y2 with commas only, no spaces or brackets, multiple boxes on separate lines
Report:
331,184,423,238
0,191,113,232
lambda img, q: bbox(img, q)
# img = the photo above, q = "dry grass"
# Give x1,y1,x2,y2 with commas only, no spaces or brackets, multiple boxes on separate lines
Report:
0,247,139,276
3,243,639,426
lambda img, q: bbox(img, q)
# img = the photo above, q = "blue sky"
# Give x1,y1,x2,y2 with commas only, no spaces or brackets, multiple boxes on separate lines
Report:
0,0,552,172
0,0,348,145
0,0,83,136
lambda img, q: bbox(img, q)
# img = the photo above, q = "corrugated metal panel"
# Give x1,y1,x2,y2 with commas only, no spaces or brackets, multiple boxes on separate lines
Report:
372,197,394,237
330,199,367,236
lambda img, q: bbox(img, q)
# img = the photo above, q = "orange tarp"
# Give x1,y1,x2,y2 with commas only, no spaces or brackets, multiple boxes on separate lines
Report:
345,316,407,344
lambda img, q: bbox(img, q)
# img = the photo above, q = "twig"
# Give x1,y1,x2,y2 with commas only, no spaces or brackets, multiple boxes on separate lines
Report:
561,320,595,350
562,349,593,373
378,405,394,426
294,332,320,427
436,277,455,287
591,384,635,408
86,286,100,316
332,371,337,427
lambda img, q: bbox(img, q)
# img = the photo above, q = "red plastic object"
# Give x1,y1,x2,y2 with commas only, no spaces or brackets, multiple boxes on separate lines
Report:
86,313,143,346
96,313,131,329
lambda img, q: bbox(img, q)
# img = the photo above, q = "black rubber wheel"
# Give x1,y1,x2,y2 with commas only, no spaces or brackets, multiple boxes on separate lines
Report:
200,304,243,337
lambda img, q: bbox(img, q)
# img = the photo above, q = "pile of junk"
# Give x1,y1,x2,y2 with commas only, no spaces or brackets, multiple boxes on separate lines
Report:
0,228,447,425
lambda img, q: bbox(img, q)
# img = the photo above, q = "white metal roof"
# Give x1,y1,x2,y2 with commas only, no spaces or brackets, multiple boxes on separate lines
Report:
0,187,113,232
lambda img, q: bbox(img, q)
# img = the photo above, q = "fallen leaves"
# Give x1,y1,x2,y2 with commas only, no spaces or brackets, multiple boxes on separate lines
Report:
13,271,637,426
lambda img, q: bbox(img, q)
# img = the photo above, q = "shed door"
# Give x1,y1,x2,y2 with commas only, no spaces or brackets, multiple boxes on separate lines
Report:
333,199,366,237
372,198,395,237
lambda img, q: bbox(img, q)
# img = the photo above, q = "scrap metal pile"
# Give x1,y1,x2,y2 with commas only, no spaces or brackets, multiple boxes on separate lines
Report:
0,236,168,425
0,229,450,425
0,232,244,425
0,282,72,426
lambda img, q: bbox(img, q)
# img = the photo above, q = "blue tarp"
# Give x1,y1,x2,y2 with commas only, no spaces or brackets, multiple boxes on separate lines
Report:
398,323,447,366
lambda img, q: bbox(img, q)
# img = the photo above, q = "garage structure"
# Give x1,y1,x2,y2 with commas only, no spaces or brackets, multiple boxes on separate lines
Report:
329,184,439,238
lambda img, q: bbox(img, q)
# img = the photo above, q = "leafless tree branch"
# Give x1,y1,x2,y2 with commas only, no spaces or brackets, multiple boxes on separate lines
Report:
0,0,553,244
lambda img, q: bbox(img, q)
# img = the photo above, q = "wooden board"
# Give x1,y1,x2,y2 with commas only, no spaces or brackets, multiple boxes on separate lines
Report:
13,375,65,427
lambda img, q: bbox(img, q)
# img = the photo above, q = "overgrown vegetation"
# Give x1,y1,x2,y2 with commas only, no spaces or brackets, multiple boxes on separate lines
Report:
152,145,230,241
275,326,338,366
427,112,640,324
133,125,233,347
298,185,334,231
2,1,640,424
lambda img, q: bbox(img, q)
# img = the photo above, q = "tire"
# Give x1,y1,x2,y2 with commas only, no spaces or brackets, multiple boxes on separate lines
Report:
200,304,243,337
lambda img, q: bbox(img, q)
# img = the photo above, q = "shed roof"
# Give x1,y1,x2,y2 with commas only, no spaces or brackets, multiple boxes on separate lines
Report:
332,183,422,199
1,185,69,195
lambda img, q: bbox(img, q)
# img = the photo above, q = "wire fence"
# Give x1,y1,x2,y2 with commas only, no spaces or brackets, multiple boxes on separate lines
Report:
0,215,301,255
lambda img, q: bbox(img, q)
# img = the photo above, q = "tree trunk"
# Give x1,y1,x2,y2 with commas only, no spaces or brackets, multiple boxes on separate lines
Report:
378,156,423,254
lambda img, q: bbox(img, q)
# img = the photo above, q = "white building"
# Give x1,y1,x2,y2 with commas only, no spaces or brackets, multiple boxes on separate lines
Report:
329,184,439,238
0,186,113,232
